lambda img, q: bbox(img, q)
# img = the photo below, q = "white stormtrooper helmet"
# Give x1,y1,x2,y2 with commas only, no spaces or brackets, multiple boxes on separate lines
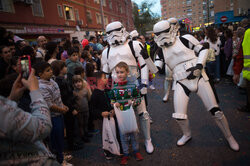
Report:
129,30,139,40
153,18,179,47
106,21,129,46
167,17,180,36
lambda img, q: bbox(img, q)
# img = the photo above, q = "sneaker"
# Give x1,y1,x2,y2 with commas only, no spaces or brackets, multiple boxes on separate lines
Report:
135,152,143,161
61,160,73,166
149,85,155,90
214,78,220,83
104,152,113,160
120,156,129,165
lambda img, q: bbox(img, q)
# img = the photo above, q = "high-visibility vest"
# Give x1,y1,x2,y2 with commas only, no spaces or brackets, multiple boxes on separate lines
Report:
242,28,250,81
146,44,151,57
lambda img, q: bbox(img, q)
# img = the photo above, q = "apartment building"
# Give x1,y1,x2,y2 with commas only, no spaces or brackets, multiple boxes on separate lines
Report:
161,0,215,28
0,0,134,42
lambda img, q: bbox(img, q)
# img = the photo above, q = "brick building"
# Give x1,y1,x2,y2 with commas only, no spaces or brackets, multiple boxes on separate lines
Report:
161,0,215,28
0,0,134,42
214,0,250,17
213,0,248,24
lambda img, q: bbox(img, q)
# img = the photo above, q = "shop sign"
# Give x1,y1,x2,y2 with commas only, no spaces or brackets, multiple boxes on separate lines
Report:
25,27,65,34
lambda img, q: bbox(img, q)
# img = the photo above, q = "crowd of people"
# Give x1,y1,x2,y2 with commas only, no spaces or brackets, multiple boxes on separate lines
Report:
0,17,249,166
191,18,250,112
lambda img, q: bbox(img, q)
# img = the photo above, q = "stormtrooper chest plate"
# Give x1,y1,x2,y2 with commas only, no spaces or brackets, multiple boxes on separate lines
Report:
162,37,196,70
107,43,137,71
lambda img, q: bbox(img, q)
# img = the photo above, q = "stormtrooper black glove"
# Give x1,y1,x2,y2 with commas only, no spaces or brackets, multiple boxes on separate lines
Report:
186,64,203,80
140,44,150,60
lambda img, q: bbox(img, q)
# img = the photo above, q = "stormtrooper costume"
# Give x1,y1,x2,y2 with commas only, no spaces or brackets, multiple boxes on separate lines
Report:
101,21,154,153
154,48,172,102
153,18,239,151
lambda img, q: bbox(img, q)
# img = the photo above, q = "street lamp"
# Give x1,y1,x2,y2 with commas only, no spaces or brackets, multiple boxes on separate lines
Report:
100,0,105,32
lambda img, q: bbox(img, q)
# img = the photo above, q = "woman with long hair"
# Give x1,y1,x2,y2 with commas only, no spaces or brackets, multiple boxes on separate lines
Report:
45,41,58,64
224,29,233,75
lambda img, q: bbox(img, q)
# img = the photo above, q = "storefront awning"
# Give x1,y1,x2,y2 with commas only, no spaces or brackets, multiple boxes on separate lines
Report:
215,11,246,24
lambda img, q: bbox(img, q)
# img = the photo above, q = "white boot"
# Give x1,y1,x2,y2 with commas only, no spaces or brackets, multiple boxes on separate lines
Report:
162,91,170,102
145,138,154,154
214,112,239,151
139,112,154,153
176,119,192,146
162,78,171,102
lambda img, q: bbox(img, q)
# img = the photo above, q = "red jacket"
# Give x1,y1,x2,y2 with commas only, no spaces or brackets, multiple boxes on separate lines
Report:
233,40,244,75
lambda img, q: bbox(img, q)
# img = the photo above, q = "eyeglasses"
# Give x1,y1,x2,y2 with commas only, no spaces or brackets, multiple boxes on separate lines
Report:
154,27,171,36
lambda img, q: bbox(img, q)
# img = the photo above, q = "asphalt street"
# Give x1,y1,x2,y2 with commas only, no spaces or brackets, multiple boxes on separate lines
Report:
70,75,250,166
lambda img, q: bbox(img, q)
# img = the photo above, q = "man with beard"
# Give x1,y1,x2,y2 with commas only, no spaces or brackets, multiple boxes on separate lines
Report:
36,36,47,60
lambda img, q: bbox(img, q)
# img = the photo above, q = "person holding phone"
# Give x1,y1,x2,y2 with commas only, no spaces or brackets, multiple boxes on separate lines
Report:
0,69,60,165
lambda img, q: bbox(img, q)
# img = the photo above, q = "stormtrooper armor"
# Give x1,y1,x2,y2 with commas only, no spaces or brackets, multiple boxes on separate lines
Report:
154,49,172,102
130,30,139,40
106,21,129,46
102,22,154,153
153,19,239,151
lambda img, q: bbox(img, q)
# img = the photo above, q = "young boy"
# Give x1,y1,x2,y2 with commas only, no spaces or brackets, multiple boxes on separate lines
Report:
72,75,92,142
107,62,143,165
90,71,116,159
33,62,69,164
51,60,82,151
66,47,82,86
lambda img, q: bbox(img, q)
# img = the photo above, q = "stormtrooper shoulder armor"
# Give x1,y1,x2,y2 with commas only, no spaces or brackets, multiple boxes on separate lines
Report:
181,34,200,46
132,40,144,57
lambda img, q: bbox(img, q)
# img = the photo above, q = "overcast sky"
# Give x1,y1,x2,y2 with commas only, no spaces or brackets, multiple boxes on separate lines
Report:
132,0,161,16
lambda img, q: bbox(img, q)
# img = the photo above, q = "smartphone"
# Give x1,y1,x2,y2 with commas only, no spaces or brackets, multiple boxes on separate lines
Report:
19,55,31,79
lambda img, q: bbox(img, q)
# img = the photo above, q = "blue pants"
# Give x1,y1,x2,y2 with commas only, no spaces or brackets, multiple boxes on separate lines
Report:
120,132,139,156
50,115,64,163
215,55,221,79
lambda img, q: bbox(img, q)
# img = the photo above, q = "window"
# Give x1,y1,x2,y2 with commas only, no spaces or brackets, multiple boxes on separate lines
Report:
94,0,100,4
186,0,191,5
96,13,102,24
64,5,74,21
104,16,108,26
120,6,123,13
57,5,63,17
210,10,214,17
75,9,79,20
32,0,44,17
0,0,14,13
86,10,92,23
108,0,112,9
